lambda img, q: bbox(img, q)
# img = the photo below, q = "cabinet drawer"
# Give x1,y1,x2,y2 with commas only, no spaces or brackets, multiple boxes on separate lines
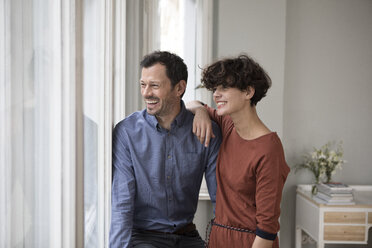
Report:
324,212,365,224
369,212,372,224
324,225,365,241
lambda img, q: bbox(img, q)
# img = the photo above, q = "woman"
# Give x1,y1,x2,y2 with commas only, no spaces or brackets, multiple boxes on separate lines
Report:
187,55,290,248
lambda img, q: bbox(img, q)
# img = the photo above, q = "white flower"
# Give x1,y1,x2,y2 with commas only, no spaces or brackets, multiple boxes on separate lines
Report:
311,152,317,159
295,141,345,184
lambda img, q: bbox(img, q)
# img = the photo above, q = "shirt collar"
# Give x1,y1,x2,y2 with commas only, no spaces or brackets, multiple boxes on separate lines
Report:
144,100,187,131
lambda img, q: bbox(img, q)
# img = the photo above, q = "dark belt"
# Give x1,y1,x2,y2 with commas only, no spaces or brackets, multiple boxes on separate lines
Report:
145,222,196,235
211,219,255,234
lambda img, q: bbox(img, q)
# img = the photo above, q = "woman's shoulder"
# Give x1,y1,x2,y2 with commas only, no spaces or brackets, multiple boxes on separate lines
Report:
256,133,290,174
255,132,285,155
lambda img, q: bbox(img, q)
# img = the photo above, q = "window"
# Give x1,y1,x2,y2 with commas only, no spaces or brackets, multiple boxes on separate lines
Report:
143,0,214,106
0,0,212,247
158,0,197,103
83,0,113,247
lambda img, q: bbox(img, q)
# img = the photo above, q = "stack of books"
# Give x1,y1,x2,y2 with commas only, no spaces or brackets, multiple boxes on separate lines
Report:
314,182,355,205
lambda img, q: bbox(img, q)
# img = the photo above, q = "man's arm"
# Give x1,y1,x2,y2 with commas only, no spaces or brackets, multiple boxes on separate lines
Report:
109,126,135,248
186,100,215,147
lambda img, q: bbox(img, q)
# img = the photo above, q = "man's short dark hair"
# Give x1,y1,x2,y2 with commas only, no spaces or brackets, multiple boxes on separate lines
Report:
140,51,188,97
201,54,272,106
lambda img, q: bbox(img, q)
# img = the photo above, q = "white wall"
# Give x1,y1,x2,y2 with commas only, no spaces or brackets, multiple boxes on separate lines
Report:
215,0,287,137
196,0,372,247
283,1,372,247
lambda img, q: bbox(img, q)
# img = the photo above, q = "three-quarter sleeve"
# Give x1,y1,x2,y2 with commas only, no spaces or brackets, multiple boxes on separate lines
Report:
254,139,289,240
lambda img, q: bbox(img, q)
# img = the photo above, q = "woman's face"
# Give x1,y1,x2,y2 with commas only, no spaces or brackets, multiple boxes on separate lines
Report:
212,85,251,116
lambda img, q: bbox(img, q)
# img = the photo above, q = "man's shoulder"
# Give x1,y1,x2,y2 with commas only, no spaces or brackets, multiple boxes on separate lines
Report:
207,116,221,139
210,119,220,131
115,110,146,130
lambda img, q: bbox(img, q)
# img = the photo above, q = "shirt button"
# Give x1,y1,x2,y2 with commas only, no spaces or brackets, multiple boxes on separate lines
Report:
167,155,171,159
167,176,171,180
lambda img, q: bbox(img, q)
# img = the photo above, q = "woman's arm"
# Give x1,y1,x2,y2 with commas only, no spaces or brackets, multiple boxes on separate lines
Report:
186,100,215,147
252,236,274,248
253,138,289,248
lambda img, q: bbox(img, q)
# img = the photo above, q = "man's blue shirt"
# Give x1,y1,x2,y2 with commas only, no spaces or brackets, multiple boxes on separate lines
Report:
109,101,221,248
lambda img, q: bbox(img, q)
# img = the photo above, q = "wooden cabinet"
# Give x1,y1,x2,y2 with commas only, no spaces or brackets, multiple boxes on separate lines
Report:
296,185,372,248
324,212,365,224
323,225,365,241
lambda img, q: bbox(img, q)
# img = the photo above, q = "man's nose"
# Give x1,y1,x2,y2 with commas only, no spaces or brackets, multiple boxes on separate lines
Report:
142,86,152,97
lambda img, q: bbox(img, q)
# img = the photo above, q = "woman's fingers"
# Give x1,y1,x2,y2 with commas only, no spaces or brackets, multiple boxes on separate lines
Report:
192,107,214,147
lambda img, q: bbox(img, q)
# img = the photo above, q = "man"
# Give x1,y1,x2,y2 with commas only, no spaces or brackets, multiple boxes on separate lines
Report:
109,51,221,248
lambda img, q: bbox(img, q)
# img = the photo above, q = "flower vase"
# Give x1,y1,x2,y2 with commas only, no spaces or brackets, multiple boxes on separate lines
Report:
311,184,318,195
325,171,332,184
312,177,320,195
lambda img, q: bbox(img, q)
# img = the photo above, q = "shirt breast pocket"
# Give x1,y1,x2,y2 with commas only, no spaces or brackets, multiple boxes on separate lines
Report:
179,152,204,185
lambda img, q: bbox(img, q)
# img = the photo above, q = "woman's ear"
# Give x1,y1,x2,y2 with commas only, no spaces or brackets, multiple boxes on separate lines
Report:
246,86,255,100
176,80,187,97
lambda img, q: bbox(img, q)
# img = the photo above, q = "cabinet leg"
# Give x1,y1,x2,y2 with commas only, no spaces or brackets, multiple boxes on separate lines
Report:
295,226,302,248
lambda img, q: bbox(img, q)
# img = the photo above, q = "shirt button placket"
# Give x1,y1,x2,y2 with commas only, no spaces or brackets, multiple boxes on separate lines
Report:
165,131,174,219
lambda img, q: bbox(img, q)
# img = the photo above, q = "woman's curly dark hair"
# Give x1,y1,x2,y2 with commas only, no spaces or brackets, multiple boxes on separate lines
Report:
201,55,272,106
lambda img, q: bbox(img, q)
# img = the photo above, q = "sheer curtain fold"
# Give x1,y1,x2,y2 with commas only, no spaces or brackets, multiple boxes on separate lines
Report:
0,0,81,247
0,0,10,247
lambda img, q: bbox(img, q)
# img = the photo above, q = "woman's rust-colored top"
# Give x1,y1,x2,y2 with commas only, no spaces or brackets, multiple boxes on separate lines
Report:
206,106,290,248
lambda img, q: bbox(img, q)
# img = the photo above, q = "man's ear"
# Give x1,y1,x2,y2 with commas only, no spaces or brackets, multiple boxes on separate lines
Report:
246,86,255,100
176,80,187,97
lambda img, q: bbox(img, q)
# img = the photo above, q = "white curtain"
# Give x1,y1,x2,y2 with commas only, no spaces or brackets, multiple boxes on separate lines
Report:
0,0,115,247
0,0,62,247
0,0,72,247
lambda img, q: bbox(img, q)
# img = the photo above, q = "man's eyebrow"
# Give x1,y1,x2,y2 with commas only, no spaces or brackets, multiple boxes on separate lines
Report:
139,80,161,84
